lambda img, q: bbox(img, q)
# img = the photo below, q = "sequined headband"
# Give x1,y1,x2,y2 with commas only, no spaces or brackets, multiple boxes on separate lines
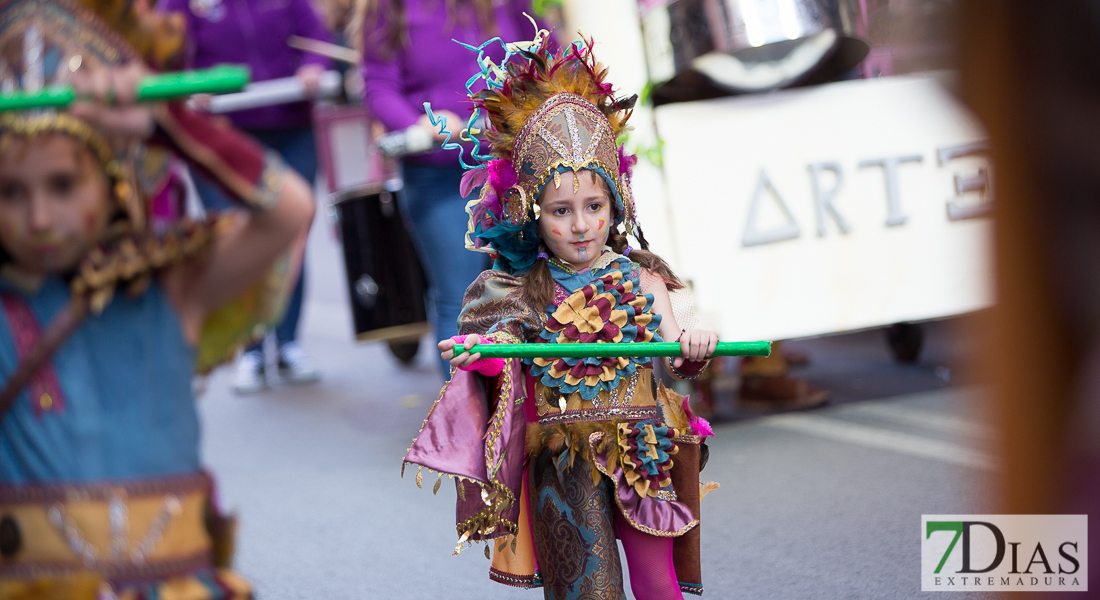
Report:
502,92,633,233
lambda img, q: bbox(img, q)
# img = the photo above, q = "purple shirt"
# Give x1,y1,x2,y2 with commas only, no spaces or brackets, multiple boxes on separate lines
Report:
159,0,334,130
360,0,541,166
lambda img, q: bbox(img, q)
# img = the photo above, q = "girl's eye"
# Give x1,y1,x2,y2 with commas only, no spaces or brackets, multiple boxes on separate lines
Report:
47,174,76,197
587,202,603,211
0,180,25,203
553,207,569,216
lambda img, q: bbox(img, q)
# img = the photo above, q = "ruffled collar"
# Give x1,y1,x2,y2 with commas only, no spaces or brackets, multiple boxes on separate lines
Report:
547,249,629,292
525,253,661,400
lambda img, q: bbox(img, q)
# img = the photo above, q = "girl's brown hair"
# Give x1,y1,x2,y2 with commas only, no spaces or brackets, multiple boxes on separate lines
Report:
520,175,684,310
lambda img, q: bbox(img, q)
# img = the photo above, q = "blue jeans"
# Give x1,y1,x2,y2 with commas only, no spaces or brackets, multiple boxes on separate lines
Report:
192,126,317,350
400,161,488,378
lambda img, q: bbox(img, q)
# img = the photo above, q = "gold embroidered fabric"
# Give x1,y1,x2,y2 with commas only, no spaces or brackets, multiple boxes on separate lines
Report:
458,270,547,342
507,93,634,228
534,367,657,425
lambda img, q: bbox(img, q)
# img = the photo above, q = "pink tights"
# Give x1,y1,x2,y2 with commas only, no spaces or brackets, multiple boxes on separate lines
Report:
615,512,685,600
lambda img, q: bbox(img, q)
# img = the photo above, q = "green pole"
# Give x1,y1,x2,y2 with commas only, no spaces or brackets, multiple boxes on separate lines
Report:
456,340,772,359
135,65,250,100
0,87,74,111
0,65,251,112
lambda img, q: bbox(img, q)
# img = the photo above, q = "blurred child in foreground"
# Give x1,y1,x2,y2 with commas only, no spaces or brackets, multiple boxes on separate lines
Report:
0,1,313,596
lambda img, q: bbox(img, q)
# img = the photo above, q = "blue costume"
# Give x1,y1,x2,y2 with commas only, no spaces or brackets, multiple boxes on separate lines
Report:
0,280,199,484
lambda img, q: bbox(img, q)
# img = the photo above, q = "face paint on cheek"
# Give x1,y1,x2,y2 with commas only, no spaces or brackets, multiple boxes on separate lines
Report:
551,228,563,237
0,214,18,241
80,201,108,236
597,219,606,232
83,212,98,235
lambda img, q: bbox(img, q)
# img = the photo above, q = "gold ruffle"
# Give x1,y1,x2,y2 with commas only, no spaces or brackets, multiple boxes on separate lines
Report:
531,271,657,390
616,422,678,499
533,367,656,422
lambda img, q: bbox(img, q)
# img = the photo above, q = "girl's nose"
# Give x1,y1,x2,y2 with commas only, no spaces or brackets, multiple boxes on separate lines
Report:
28,195,51,232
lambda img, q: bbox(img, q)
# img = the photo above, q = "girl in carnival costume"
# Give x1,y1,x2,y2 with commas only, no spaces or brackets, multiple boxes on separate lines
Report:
404,29,718,600
0,0,314,597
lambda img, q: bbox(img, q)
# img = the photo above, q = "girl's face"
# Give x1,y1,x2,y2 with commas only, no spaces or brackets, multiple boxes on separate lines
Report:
537,169,612,270
0,135,111,276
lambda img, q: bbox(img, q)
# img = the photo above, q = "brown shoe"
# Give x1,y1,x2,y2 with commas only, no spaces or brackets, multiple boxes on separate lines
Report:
738,374,829,410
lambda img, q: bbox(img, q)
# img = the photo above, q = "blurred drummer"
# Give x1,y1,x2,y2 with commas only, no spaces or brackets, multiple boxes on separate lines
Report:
159,0,334,393
354,0,545,379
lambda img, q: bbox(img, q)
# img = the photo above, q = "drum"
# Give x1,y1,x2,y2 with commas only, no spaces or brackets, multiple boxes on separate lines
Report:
332,186,430,353
315,104,430,361
640,0,868,101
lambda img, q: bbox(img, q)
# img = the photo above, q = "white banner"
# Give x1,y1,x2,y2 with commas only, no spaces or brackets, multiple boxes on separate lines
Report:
654,74,994,341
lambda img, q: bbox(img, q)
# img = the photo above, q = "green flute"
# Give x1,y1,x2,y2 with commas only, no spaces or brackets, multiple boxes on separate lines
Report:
456,341,772,359
0,65,250,111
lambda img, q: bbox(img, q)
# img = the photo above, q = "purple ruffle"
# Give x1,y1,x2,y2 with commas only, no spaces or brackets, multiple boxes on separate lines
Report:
589,432,699,537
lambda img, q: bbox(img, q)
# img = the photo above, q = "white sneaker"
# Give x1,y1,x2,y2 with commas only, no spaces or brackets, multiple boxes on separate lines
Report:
277,342,321,385
233,351,266,394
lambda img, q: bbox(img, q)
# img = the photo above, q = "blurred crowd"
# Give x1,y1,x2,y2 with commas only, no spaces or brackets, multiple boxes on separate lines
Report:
153,0,557,390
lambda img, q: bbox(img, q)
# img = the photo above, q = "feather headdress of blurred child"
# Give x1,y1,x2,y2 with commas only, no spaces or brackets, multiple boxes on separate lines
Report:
424,26,642,273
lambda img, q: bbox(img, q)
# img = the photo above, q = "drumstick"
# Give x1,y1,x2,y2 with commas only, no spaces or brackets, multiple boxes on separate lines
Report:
0,65,250,111
287,35,361,64
202,70,342,113
455,341,772,359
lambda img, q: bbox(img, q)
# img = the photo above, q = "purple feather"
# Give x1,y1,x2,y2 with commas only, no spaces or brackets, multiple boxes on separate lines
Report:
460,167,489,198
681,395,714,439
480,186,502,219
488,158,518,192
618,144,638,179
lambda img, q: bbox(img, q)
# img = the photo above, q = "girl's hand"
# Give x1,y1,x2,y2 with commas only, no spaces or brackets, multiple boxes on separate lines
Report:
675,328,718,367
295,64,326,96
438,335,483,369
69,61,156,143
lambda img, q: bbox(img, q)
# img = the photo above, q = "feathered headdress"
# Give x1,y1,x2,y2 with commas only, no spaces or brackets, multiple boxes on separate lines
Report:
429,30,640,273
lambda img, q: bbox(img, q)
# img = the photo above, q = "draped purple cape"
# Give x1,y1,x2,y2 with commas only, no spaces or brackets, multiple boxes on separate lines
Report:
404,361,528,545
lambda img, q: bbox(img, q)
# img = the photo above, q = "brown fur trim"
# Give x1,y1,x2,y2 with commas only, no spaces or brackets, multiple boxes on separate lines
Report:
655,381,691,433
526,421,617,459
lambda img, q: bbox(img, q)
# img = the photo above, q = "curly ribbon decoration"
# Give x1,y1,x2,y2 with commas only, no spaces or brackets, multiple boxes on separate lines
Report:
422,16,551,170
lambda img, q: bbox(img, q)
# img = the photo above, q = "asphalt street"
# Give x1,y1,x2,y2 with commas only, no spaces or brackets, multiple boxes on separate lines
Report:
195,210,1000,599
